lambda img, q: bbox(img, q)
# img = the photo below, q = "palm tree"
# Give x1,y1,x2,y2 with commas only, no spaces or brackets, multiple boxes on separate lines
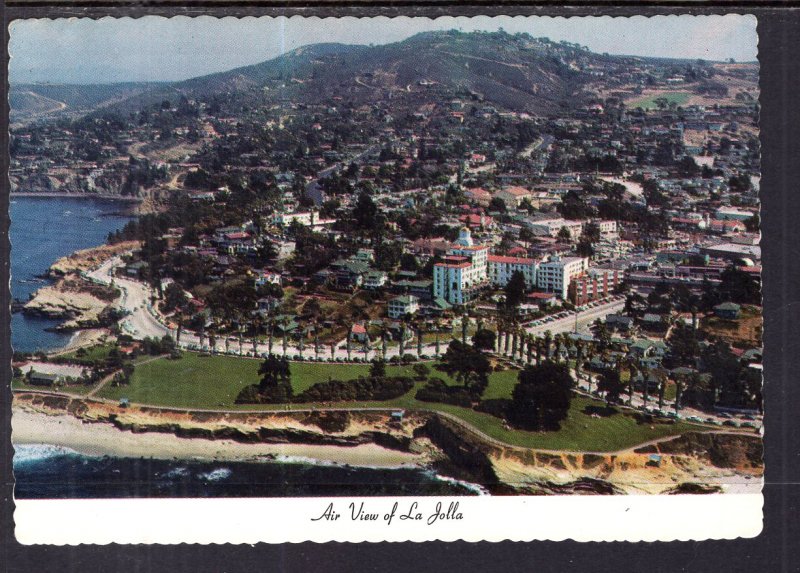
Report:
399,322,406,357
544,330,553,361
526,334,534,364
198,325,205,351
268,319,275,355
281,317,288,357
208,329,217,355
381,324,388,359
658,379,666,411
298,332,305,359
176,320,183,347
641,367,651,409
627,359,638,406
314,324,321,360
674,378,684,415
557,334,566,364
575,340,584,380
511,329,518,360
416,322,423,357
346,332,352,361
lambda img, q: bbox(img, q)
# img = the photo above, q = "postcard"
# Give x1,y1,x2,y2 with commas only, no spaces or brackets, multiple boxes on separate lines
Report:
8,13,762,544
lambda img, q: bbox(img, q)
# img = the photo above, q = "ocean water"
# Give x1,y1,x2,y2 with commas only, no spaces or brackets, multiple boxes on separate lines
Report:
10,196,132,353
13,444,480,499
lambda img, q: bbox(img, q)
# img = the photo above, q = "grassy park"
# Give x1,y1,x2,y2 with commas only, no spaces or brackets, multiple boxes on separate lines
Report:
628,91,691,110
94,352,701,452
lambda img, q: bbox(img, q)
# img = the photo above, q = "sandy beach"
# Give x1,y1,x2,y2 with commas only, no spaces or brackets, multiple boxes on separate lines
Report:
12,408,431,469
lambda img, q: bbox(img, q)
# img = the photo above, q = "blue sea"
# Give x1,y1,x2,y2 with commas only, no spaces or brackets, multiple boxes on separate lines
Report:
10,196,133,353
13,445,479,499
10,197,477,498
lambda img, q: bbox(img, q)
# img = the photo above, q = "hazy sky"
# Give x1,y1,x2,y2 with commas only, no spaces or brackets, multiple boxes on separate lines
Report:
9,14,758,84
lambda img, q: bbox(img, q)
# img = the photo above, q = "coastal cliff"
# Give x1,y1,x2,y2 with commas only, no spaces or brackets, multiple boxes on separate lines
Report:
13,393,763,495
18,242,136,331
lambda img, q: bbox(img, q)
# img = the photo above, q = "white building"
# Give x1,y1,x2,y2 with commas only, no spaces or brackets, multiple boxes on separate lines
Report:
254,270,282,287
594,220,618,240
536,255,588,299
363,271,388,290
488,255,538,289
272,210,337,228
715,207,756,222
432,228,490,305
388,295,420,319
273,211,315,226
528,218,584,238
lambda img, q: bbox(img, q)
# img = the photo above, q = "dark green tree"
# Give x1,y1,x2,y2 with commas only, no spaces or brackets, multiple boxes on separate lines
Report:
472,328,497,353
504,271,527,309
440,339,491,398
258,354,293,402
597,367,626,405
508,362,574,430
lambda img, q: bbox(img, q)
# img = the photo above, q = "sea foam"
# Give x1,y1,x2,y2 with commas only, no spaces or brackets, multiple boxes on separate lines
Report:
13,444,85,464
198,468,233,482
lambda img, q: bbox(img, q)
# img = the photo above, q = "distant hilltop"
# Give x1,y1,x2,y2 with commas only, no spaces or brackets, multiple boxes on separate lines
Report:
11,29,757,123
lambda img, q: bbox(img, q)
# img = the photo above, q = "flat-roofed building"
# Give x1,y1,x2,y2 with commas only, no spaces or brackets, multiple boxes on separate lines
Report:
388,295,420,319
537,255,588,299
488,255,538,289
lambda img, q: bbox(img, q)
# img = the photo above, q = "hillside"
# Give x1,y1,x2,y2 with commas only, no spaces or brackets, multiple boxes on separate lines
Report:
15,31,743,122
10,82,161,123
88,31,633,118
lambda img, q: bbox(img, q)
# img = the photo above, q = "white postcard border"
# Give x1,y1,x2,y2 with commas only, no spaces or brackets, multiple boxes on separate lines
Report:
15,494,763,544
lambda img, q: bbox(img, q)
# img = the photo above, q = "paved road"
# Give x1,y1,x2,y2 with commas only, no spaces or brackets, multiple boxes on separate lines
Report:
86,256,170,340
525,297,626,336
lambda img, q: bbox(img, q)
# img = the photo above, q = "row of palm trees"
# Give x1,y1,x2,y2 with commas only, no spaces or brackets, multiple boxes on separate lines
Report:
175,312,453,363
494,323,678,413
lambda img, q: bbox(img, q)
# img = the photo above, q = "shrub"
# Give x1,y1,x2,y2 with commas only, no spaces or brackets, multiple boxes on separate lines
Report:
415,377,473,408
295,376,415,403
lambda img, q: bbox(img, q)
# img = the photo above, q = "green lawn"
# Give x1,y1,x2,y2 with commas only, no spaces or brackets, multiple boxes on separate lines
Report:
480,369,522,400
98,353,414,409
92,353,704,452
12,378,91,396
59,344,116,365
629,92,691,110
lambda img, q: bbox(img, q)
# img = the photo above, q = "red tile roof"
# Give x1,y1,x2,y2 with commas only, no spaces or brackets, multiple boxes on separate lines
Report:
488,255,536,265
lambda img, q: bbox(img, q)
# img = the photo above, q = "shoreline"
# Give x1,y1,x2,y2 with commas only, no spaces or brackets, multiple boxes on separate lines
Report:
11,192,141,202
12,408,432,470
11,394,765,495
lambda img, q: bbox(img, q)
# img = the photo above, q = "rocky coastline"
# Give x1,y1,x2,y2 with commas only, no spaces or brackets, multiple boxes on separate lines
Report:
17,241,138,332
12,392,764,495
